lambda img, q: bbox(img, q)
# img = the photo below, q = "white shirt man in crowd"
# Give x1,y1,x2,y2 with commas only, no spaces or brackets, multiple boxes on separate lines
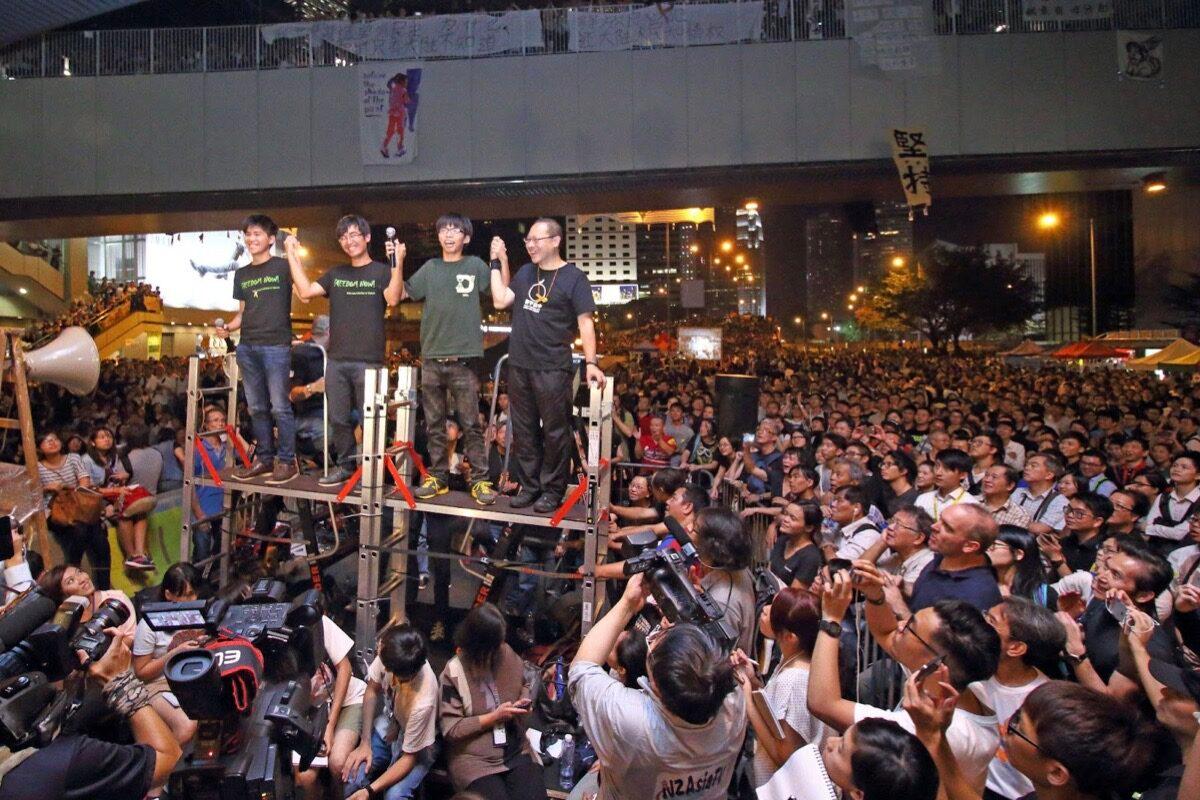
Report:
1011,452,1069,537
1144,453,1200,552
915,448,981,521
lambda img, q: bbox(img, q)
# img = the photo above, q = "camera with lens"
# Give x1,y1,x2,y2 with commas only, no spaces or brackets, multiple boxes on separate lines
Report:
0,588,132,750
620,532,737,651
140,580,328,800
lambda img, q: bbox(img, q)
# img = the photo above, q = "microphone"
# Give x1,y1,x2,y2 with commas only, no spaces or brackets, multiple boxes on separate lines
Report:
213,317,225,330
213,318,235,353
385,227,397,240
385,227,399,269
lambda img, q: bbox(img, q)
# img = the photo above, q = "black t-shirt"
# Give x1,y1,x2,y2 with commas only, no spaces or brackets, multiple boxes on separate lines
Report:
1081,598,1122,681
1061,532,1102,573
0,736,154,800
290,342,325,416
316,262,392,363
769,539,823,587
232,257,293,346
508,262,596,371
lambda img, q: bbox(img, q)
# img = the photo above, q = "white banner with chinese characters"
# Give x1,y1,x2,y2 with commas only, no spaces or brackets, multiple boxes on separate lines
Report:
567,2,763,52
891,128,931,215
846,0,939,73
262,11,543,60
1021,1,1113,23
359,63,422,165
1117,31,1163,81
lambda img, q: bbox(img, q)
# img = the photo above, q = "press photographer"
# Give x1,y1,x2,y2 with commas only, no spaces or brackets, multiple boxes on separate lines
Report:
0,621,181,800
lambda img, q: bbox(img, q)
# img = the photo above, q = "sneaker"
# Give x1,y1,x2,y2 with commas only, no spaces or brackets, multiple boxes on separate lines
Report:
417,573,430,591
429,621,446,642
265,461,299,485
234,459,273,480
125,554,155,570
509,490,540,509
470,480,498,506
317,465,355,487
413,475,449,500
533,494,562,514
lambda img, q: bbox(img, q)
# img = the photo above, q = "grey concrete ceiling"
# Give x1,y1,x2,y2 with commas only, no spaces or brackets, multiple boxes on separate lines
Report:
1,1,146,46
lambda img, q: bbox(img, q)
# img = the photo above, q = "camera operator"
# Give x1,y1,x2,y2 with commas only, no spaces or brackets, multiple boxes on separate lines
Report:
0,632,181,800
568,574,746,800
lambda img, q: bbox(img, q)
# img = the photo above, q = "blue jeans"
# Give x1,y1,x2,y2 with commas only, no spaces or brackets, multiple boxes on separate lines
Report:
343,729,437,800
237,344,296,463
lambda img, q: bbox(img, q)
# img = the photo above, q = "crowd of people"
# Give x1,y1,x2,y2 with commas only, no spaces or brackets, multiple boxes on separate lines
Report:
7,209,1200,800
24,278,160,345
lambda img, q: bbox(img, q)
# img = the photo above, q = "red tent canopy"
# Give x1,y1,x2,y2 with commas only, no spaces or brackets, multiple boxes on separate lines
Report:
1050,341,1130,360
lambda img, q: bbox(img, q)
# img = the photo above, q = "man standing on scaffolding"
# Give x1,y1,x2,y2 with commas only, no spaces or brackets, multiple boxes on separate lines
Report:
385,213,506,506
492,218,605,514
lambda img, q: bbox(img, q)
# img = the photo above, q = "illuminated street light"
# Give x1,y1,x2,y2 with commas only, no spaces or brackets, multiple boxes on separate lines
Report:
625,312,633,320
820,312,829,320
745,201,759,211
689,244,699,253
891,256,905,268
857,285,866,293
793,316,802,325
735,254,745,265
721,241,734,253
713,257,720,264
847,303,855,310
1037,211,1061,230
849,293,858,302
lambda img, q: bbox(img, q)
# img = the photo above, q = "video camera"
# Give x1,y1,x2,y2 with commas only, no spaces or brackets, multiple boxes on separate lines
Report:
0,588,131,750
140,579,329,800
620,531,738,652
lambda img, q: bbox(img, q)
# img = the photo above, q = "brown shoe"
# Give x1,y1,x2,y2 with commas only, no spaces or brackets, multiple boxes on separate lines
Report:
265,461,299,485
234,459,273,480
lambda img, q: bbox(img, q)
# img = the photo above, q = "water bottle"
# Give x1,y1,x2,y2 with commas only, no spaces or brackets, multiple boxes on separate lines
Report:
559,734,576,790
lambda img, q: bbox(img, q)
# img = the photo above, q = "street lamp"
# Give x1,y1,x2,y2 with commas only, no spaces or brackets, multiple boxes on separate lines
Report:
721,241,734,253
857,285,866,293
735,254,745,265
1037,211,1098,337
891,256,906,268
689,244,699,253
820,311,829,320
793,316,802,325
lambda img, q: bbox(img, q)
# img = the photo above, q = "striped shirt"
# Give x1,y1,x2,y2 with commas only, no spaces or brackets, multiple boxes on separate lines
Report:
37,453,88,489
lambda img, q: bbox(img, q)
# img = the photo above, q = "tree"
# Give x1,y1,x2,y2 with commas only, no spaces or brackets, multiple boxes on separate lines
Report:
869,244,1039,355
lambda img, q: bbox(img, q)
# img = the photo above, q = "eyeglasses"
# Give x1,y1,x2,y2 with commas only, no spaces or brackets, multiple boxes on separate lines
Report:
886,517,920,535
437,226,465,235
1005,712,1046,755
523,235,557,245
899,616,940,658
1110,500,1134,513
338,232,365,242
1064,507,1093,518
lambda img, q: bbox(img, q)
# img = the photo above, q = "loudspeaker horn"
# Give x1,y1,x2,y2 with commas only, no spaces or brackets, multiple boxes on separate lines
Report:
23,326,100,396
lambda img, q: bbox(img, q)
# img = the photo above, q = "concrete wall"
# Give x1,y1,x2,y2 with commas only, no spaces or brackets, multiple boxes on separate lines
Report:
1133,184,1200,329
1,31,1198,199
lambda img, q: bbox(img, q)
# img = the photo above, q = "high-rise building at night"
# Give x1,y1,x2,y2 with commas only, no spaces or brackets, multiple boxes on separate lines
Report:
852,200,913,286
805,209,853,320
565,214,637,284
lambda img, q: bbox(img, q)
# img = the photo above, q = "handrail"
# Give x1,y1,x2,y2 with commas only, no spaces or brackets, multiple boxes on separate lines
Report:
0,0,1192,81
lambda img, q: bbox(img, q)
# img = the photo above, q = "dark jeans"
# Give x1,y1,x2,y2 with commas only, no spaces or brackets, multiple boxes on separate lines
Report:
49,519,111,590
236,343,296,463
406,513,453,616
422,360,487,484
191,519,221,566
509,366,574,499
464,753,546,800
326,359,374,470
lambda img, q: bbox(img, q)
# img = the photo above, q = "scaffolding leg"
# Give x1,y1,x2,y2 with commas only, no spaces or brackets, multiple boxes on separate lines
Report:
354,366,390,666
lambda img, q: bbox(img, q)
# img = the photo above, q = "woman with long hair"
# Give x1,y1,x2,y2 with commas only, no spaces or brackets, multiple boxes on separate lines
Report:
38,430,111,590
131,563,203,743
82,425,129,488
438,604,545,800
987,526,1058,608
768,502,825,589
37,563,136,644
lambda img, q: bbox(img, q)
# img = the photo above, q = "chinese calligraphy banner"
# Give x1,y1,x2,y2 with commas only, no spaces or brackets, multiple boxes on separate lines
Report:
891,128,931,214
1117,31,1163,81
846,0,938,73
567,2,763,52
262,11,543,60
1021,1,1113,23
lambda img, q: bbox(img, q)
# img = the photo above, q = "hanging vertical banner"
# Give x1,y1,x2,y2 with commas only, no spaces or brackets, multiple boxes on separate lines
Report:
1021,1,1112,22
891,128,931,215
360,63,422,166
1117,31,1163,81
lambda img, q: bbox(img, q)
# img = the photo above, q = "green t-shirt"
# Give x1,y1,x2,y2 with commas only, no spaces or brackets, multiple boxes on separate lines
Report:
404,255,491,359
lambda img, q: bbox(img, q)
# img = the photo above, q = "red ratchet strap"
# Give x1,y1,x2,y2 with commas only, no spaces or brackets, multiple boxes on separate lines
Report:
226,425,252,469
335,466,363,503
195,442,222,487
550,476,589,527
385,455,416,509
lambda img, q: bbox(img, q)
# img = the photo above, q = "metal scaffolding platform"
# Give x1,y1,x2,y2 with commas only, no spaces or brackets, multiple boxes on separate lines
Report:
180,355,613,665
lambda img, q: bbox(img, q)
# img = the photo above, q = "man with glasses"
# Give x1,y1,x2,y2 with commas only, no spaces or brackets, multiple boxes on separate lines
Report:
810,572,1001,793
1077,448,1116,496
966,432,1003,496
287,215,403,485
1105,488,1148,537
859,505,935,600
491,218,604,514
1041,492,1112,578
384,213,507,506
1011,452,1069,538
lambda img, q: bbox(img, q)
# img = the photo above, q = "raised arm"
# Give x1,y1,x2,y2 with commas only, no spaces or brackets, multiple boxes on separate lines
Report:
285,236,326,299
490,237,515,309
383,242,405,307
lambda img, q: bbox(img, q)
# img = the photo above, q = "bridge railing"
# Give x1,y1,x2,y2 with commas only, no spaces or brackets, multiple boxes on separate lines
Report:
1,0,1195,80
